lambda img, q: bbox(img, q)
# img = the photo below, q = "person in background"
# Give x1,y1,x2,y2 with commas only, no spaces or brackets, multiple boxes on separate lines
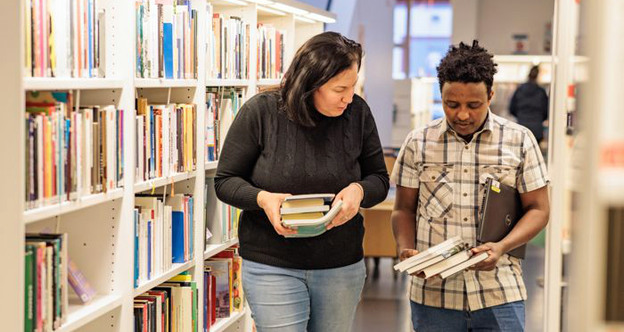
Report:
391,41,550,331
510,65,549,143
214,31,389,332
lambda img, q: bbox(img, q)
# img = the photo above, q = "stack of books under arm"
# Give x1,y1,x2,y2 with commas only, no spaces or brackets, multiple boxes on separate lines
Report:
393,236,489,279
280,194,343,238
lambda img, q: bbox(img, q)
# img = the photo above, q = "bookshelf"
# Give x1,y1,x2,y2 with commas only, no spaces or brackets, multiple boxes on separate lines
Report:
9,1,335,332
568,0,624,331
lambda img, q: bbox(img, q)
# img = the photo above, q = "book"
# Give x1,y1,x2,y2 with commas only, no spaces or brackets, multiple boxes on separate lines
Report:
280,193,334,215
393,236,462,272
283,200,344,238
439,252,489,279
67,258,96,303
393,236,490,279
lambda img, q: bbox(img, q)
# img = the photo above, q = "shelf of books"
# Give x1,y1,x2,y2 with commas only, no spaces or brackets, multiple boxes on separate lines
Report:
24,78,126,91
133,172,198,194
134,79,200,89
10,0,336,331
205,161,219,172
205,79,252,87
257,78,282,86
204,238,239,260
212,309,248,332
133,261,196,297
24,189,124,224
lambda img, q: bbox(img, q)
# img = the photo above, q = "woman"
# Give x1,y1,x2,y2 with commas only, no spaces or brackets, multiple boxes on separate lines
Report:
214,31,389,332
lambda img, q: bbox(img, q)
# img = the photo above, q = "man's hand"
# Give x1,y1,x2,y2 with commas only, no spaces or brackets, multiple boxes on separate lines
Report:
327,183,364,230
470,242,505,271
399,248,427,278
399,248,419,261
257,191,297,236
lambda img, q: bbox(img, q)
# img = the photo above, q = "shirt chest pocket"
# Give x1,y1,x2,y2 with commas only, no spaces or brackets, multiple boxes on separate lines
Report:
418,164,454,219
478,165,518,188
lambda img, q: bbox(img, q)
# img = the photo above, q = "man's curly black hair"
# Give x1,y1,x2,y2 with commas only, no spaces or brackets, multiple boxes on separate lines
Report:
436,40,498,96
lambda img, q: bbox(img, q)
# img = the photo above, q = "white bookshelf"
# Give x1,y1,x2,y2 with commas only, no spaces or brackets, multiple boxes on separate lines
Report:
212,309,248,332
133,261,196,297
569,0,624,331
24,189,124,224
9,1,334,332
56,295,123,332
133,171,198,193
134,79,200,88
257,78,282,86
205,79,252,87
24,78,126,91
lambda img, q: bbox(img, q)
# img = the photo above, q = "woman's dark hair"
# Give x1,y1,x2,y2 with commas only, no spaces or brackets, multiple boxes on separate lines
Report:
528,65,540,81
280,31,362,127
436,40,498,97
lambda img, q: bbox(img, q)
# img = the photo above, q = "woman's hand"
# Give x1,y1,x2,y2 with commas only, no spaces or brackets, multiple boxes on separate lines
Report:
257,191,298,236
327,183,364,230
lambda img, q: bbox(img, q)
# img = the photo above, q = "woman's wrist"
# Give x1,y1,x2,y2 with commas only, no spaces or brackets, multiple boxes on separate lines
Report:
350,182,364,201
257,190,268,208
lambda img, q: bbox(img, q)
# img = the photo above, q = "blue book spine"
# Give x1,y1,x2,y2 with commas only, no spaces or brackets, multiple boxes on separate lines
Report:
163,23,173,79
172,211,185,263
189,197,194,258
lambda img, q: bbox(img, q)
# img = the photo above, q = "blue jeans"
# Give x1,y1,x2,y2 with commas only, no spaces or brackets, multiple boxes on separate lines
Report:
410,301,525,331
242,259,366,332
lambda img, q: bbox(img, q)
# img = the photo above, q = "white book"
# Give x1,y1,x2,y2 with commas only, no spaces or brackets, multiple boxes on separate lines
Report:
405,255,446,275
205,3,214,79
423,250,473,279
282,200,343,227
136,115,145,182
36,115,44,207
394,236,462,272
104,106,116,190
52,0,70,77
280,205,330,215
439,252,489,279
161,105,170,178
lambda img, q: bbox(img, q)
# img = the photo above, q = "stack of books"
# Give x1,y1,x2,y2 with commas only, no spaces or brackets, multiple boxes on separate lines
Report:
280,194,343,238
393,236,489,279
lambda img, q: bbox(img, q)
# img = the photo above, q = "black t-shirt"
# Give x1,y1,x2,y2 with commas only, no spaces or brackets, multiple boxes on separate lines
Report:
214,91,389,269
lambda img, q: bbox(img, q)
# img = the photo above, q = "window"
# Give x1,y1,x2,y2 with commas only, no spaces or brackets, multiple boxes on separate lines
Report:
393,0,453,79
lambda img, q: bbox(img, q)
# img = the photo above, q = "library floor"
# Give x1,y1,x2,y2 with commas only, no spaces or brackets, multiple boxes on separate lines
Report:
351,243,546,332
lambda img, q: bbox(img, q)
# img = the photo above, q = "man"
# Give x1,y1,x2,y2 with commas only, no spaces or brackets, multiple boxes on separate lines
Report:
510,65,549,143
391,41,550,331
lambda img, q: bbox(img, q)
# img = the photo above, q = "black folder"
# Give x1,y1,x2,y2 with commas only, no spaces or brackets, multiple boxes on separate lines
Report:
478,177,526,259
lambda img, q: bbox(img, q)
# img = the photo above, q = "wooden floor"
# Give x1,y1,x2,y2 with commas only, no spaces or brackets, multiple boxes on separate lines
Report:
352,243,547,332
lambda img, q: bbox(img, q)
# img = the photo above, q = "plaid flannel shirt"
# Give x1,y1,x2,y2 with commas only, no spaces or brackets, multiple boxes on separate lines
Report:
391,112,549,311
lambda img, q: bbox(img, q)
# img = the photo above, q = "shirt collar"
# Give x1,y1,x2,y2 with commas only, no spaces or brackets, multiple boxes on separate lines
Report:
439,110,495,140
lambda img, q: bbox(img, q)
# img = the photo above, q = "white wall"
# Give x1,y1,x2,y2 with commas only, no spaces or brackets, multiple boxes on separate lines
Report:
475,0,554,55
450,0,478,45
330,0,394,146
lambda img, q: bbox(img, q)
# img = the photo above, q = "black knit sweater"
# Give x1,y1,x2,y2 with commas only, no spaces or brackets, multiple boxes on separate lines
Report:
214,91,389,269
